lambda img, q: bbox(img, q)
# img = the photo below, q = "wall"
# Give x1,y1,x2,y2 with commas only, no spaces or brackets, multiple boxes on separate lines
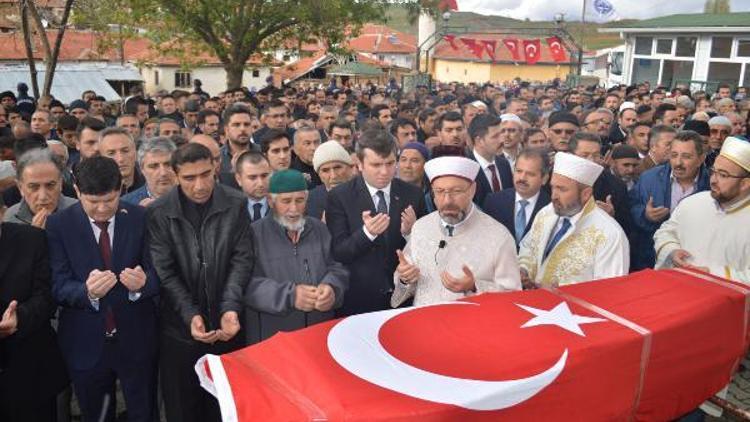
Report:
139,65,273,95
432,59,572,84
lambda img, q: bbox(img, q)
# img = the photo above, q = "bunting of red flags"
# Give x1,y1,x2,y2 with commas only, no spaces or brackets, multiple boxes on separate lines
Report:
442,35,569,64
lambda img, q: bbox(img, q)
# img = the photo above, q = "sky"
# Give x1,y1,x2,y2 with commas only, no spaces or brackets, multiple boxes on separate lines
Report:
455,0,750,21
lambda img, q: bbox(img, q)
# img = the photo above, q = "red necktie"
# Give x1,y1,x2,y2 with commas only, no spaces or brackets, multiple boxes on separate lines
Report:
487,163,501,192
95,221,116,336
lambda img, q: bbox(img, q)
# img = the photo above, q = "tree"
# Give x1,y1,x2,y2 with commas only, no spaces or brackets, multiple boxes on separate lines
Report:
93,0,432,90
19,0,76,98
704,0,730,14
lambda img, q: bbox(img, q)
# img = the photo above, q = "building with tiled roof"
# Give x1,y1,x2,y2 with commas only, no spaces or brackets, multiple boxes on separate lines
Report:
600,12,750,90
346,23,416,69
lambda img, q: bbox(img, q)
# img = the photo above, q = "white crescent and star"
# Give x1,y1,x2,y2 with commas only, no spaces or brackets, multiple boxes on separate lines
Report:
327,301,607,411
526,44,538,56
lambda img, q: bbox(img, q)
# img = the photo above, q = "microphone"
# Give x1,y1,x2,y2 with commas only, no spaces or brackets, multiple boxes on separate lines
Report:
438,240,447,249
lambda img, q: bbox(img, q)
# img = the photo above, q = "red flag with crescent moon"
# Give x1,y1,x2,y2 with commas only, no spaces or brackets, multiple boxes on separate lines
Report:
546,36,568,62
523,38,542,65
481,40,497,62
443,34,459,50
439,0,458,11
460,37,484,60
197,269,749,421
503,38,521,61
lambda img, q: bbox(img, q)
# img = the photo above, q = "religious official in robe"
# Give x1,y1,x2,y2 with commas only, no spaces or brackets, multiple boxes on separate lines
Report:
519,152,630,287
654,137,750,283
391,156,521,307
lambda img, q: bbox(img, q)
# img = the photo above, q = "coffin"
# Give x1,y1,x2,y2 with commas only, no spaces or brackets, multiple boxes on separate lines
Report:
197,268,750,421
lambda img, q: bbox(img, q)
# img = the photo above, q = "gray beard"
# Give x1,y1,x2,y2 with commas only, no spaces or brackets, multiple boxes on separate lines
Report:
274,214,306,232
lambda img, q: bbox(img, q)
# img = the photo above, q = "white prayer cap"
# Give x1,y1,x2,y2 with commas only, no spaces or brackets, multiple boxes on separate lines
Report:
500,113,522,123
553,152,603,187
425,156,480,183
719,137,750,173
708,115,732,128
470,100,488,109
619,101,636,113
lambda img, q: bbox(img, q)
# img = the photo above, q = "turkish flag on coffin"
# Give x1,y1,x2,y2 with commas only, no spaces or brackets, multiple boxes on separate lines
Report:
197,269,750,421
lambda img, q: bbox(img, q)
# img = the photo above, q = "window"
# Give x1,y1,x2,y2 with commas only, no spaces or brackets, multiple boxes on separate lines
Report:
675,37,697,57
661,60,694,88
711,36,733,58
707,62,741,85
635,37,653,55
282,54,290,61
743,66,750,87
611,52,623,76
174,71,192,88
738,40,750,57
632,58,659,84
252,69,260,78
656,39,673,54
154,70,159,85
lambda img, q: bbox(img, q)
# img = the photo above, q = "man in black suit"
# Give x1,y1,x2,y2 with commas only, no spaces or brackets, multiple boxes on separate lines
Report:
483,148,551,248
326,130,426,316
467,113,513,206
0,195,68,422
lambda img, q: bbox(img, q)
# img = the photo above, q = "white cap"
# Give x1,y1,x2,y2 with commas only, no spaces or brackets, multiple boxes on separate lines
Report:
500,113,522,123
553,152,603,187
619,101,636,113
719,137,750,173
470,100,488,109
425,156,481,183
708,115,732,128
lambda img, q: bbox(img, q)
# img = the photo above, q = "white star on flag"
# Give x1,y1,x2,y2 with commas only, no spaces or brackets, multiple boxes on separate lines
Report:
516,302,606,337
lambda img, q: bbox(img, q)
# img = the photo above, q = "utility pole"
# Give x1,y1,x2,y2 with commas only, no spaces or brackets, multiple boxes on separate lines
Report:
578,0,586,75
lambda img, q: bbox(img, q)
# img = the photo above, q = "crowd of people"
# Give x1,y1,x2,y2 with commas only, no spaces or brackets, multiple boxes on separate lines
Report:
0,76,749,422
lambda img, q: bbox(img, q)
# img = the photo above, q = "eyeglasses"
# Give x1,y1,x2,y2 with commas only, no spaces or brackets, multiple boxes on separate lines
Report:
708,167,750,180
710,128,730,136
432,187,471,198
585,119,612,126
551,128,577,135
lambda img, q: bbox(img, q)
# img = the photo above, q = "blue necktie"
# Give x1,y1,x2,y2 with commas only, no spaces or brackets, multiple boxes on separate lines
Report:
515,199,529,244
543,218,571,261
375,190,388,214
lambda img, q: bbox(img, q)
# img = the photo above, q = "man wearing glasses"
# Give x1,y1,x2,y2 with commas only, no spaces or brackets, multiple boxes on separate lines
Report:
546,111,580,153
655,136,750,283
391,155,520,307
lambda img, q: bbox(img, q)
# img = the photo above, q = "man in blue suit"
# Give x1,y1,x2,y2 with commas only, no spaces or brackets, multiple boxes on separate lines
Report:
47,156,159,422
466,113,513,206
629,130,710,271
483,148,551,247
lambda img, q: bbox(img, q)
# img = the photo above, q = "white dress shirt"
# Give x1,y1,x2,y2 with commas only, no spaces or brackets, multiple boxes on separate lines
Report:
473,149,503,190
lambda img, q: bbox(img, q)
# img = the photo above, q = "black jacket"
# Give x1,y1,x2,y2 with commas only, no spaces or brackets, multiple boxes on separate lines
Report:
467,150,514,206
0,223,68,408
326,176,426,316
146,185,254,343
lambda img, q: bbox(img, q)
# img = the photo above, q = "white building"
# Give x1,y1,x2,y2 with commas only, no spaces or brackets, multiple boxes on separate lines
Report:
601,12,750,91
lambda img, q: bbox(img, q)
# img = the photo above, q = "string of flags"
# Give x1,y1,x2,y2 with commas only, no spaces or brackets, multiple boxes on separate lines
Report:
443,35,569,64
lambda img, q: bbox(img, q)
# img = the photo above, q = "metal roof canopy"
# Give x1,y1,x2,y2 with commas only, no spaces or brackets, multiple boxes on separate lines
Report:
327,62,383,77
0,63,142,104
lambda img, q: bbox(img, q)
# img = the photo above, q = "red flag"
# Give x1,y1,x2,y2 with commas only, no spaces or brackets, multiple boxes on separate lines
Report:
197,269,749,421
439,0,458,11
545,36,568,62
443,34,459,50
460,37,484,60
481,40,497,62
503,38,521,61
523,38,542,65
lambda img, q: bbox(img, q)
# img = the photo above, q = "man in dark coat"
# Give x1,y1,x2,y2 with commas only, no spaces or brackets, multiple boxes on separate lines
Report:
0,195,68,422
466,114,513,206
147,143,254,422
245,170,348,344
326,130,426,316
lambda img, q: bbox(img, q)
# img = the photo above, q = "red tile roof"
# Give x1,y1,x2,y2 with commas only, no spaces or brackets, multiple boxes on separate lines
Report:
345,23,417,54
433,32,575,65
274,50,329,83
0,30,279,66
